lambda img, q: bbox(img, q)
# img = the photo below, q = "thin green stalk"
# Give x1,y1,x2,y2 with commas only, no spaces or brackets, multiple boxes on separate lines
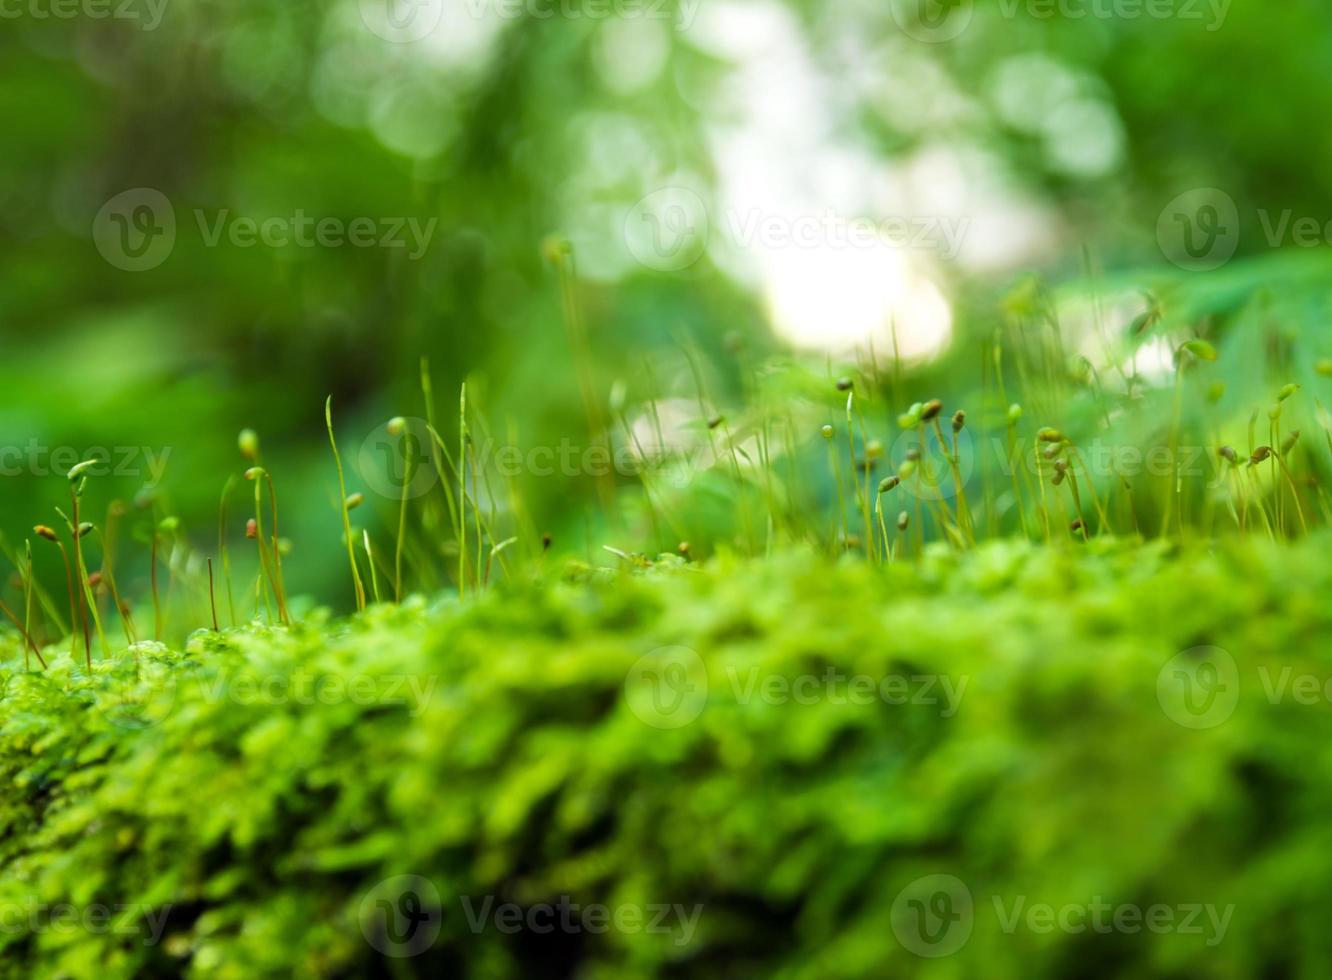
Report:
459,383,468,598
363,530,383,605
219,475,238,627
1006,422,1030,538
1270,416,1283,534
875,496,891,565
0,596,43,670
151,531,162,642
721,419,756,553
97,507,136,645
617,410,672,548
916,423,960,548
552,240,614,510
51,538,79,662
326,396,367,612
1160,360,1185,538
0,534,65,635
246,468,290,626
933,416,974,546
207,557,219,631
1274,452,1309,533
824,429,848,552
392,421,410,603
486,537,518,587
1070,450,1112,535
420,358,463,557
69,519,109,661
848,393,871,560
248,477,274,622
67,493,92,665
22,540,36,669
262,471,290,624
1034,438,1052,545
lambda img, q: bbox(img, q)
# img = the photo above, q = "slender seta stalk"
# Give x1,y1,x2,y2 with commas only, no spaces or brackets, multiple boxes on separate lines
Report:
388,416,410,602
363,529,382,605
325,397,367,611
35,524,79,665
219,474,238,627
21,539,42,669
245,467,290,625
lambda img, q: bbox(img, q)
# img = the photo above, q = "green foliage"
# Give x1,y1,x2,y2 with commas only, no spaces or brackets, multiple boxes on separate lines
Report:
3,537,1332,977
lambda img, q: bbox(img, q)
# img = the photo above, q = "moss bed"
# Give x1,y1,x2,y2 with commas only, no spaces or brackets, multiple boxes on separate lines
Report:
2,537,1332,978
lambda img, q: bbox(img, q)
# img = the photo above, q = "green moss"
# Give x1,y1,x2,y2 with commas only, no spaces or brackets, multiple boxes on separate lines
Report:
3,537,1332,978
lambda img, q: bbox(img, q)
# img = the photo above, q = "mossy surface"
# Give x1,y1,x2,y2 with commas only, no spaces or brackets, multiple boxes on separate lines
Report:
3,537,1332,978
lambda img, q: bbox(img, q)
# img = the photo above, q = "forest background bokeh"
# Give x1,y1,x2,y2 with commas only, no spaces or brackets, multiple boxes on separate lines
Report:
4,0,1332,605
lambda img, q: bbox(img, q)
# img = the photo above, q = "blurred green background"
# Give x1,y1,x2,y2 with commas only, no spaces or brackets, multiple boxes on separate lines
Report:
4,0,1332,608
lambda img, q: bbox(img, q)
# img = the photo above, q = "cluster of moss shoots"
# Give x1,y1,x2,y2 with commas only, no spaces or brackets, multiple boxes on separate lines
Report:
3,295,1332,672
